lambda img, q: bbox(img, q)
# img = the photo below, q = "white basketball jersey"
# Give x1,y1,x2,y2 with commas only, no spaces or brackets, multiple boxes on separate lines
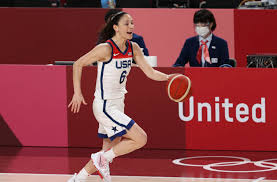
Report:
94,39,133,100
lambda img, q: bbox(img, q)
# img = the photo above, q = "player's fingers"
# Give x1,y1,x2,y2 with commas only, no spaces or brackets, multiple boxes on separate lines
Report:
68,101,72,108
73,102,77,113
77,103,81,113
82,99,87,105
73,102,78,113
71,102,75,112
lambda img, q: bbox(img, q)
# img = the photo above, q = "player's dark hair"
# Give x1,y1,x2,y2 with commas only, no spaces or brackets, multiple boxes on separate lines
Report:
104,9,121,23
193,9,217,31
98,11,127,44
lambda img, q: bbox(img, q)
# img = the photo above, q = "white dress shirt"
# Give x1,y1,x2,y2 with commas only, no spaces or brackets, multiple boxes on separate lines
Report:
199,33,212,67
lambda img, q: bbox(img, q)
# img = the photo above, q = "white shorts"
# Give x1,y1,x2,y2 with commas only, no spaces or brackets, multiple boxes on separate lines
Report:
93,97,135,141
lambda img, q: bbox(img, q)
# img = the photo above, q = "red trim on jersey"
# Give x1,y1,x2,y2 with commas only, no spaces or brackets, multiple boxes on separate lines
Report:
106,39,133,59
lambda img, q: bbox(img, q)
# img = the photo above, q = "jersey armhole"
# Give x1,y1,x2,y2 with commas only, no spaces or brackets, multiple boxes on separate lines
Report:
130,40,134,58
104,42,113,64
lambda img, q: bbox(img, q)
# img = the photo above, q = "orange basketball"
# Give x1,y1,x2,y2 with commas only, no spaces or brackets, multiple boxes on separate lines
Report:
166,74,191,102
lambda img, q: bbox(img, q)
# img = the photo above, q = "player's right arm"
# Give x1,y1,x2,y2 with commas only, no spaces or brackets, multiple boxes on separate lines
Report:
68,43,111,113
132,42,169,81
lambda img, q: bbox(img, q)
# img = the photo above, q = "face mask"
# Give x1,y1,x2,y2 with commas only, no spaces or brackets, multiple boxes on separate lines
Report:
195,26,210,37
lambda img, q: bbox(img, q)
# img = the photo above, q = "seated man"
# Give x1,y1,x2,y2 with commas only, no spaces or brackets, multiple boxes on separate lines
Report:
173,9,230,67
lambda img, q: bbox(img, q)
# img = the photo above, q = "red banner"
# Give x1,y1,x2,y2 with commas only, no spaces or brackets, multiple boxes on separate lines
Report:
183,68,277,151
2,65,276,151
67,67,277,151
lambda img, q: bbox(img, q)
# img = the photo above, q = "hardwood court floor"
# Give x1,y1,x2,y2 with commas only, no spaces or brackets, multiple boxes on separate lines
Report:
1,147,277,182
0,173,276,182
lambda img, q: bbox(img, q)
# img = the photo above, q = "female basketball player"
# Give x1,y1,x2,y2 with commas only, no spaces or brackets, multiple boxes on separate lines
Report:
67,11,170,182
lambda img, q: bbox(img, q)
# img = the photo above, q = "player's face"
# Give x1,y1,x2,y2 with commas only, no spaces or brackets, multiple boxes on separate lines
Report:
114,14,134,40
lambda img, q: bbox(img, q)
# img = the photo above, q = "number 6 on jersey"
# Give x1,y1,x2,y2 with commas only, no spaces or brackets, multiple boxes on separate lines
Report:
120,70,127,84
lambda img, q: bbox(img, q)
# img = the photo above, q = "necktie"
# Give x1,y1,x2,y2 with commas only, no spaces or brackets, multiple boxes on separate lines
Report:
196,40,211,65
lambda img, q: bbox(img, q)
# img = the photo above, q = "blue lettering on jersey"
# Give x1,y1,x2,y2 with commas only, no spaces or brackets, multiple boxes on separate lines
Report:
116,60,132,69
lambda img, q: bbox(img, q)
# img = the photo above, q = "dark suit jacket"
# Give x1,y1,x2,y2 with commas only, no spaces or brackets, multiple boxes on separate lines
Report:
173,35,230,67
131,33,149,56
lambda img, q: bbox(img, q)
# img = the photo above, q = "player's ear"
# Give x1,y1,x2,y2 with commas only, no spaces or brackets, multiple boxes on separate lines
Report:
113,24,119,32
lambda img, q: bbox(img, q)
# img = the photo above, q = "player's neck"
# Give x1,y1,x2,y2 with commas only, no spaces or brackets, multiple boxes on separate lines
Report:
112,36,127,51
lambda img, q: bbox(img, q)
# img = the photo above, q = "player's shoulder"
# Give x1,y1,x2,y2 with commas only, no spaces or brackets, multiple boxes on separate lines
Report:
90,43,113,60
130,41,140,50
95,42,112,52
97,42,112,48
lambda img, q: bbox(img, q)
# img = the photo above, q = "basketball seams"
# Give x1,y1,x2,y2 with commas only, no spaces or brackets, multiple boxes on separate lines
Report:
167,74,184,102
175,76,191,102
167,74,191,102
173,77,183,99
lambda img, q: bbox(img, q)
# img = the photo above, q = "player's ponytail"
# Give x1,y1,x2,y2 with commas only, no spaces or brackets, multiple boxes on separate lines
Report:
98,11,127,44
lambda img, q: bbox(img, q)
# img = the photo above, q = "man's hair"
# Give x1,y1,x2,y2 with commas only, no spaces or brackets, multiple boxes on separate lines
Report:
193,9,217,31
104,9,122,23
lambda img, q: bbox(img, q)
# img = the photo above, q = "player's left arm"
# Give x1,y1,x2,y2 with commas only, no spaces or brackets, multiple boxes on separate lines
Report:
132,42,169,81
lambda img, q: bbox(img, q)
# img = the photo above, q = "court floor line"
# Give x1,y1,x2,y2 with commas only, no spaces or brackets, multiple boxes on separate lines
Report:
0,173,276,182
253,177,266,182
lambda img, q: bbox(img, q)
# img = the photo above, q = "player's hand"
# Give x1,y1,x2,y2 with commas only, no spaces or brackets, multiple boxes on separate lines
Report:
68,93,87,113
167,73,181,80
